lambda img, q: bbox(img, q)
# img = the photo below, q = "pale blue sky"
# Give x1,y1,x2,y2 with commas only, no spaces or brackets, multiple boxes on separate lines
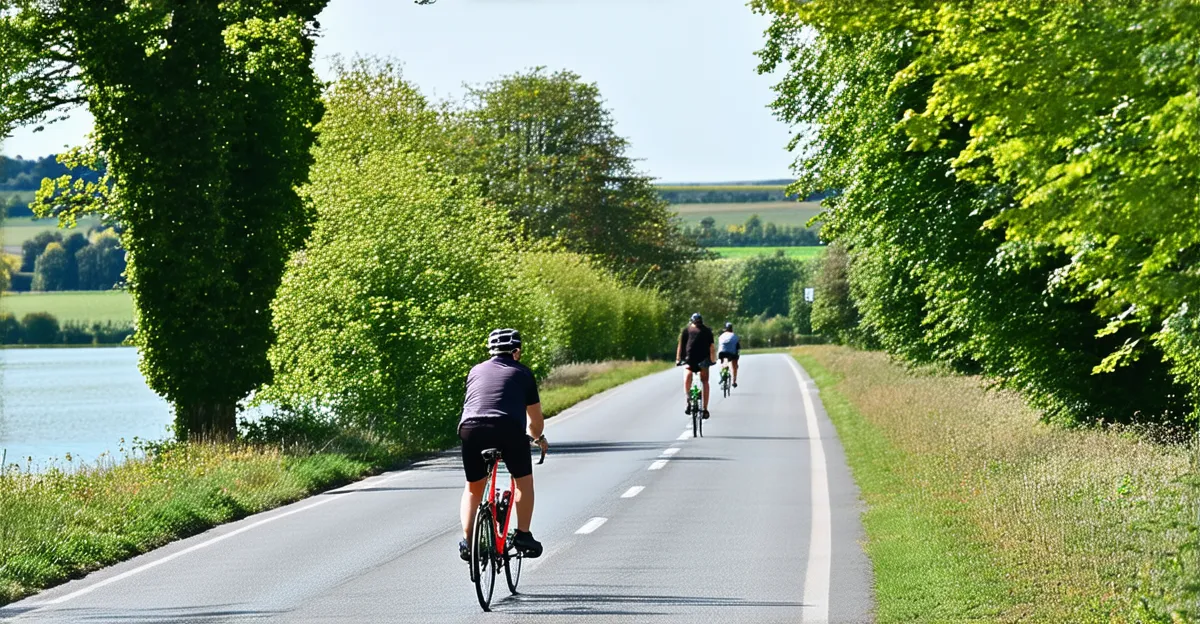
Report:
1,0,794,183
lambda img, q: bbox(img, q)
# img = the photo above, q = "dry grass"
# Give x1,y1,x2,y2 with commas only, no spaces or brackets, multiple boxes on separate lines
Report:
540,360,671,417
796,346,1198,623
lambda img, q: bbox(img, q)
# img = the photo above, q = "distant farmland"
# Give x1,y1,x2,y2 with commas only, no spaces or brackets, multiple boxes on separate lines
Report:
670,201,824,229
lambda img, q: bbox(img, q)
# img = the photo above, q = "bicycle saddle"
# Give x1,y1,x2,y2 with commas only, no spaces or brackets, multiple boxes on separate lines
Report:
480,448,502,463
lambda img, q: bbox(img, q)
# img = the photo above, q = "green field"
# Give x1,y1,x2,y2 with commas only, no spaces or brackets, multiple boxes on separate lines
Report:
0,291,133,324
657,184,788,193
670,201,824,229
709,246,825,260
1,216,104,251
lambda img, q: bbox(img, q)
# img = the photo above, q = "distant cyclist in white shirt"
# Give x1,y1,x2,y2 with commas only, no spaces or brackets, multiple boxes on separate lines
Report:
717,322,741,387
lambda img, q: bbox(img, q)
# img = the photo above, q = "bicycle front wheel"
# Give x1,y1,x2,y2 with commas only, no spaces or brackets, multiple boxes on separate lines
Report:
692,401,699,437
472,505,497,611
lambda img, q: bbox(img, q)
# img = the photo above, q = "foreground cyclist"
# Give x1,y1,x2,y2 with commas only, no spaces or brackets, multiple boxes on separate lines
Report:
676,313,716,419
718,322,741,387
458,329,550,562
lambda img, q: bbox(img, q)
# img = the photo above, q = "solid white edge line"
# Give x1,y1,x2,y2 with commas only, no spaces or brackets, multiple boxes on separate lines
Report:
785,354,832,624
575,517,608,535
621,486,645,498
648,459,669,470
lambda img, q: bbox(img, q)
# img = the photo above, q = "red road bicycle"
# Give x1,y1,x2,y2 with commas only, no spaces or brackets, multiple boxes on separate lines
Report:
469,439,547,612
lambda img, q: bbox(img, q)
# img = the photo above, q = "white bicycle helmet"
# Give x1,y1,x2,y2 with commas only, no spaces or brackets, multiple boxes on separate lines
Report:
487,328,523,355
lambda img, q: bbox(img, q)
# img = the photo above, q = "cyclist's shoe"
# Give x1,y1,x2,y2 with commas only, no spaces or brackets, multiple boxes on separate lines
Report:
733,382,738,388
511,530,543,558
684,402,691,414
702,409,711,420
459,538,470,562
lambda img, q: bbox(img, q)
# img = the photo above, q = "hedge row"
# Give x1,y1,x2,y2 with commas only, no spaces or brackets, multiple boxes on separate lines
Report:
0,312,133,345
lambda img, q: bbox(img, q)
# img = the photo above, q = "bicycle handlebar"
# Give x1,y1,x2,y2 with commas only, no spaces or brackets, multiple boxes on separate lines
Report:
529,436,547,465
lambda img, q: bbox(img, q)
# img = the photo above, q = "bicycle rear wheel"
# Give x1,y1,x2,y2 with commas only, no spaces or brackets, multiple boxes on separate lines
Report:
472,505,497,611
504,547,522,594
692,400,699,437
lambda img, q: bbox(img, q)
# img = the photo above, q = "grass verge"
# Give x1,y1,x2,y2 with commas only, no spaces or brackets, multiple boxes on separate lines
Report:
0,359,668,606
795,346,1198,623
540,360,671,417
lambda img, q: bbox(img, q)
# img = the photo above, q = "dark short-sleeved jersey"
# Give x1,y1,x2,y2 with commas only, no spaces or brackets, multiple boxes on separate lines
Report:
459,355,540,429
679,323,715,363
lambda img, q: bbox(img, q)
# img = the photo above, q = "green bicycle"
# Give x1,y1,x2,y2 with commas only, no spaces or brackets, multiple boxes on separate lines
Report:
719,363,732,398
677,364,705,438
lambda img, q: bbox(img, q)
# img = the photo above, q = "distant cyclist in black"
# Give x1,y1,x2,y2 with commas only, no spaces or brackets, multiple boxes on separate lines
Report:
457,328,550,562
676,313,716,419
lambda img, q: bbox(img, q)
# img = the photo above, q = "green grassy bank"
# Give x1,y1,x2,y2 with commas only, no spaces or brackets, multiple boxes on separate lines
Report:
0,359,667,606
795,346,1198,623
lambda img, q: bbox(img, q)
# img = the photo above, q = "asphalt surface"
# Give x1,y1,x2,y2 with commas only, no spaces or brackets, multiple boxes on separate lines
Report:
0,354,874,623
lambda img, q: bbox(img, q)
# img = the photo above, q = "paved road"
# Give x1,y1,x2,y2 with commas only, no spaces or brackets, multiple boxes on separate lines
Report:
0,354,873,623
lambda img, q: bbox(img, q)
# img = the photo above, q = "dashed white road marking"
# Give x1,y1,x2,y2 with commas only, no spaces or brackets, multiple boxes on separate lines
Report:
648,460,669,470
660,447,681,457
575,517,608,535
677,431,691,440
784,355,832,624
621,486,644,499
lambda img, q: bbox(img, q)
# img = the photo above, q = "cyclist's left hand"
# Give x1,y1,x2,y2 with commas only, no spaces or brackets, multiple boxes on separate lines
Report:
536,436,549,454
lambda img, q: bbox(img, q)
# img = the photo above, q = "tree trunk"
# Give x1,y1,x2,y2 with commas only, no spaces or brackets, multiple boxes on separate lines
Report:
175,402,238,442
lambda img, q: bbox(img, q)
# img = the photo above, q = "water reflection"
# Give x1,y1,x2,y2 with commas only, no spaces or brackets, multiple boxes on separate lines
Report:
0,347,173,469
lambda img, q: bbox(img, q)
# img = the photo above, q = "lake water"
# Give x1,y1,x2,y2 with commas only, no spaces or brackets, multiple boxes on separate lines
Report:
0,348,173,469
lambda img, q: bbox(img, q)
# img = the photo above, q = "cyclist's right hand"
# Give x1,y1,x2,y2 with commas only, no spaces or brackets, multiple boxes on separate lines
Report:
675,360,684,367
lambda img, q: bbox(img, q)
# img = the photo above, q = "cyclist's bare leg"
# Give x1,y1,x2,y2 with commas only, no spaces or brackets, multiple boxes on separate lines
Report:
513,473,535,532
732,359,739,384
683,369,694,398
700,367,711,411
461,477,487,540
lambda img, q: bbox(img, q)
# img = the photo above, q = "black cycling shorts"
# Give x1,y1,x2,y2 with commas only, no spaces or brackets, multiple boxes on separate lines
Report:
718,352,739,362
459,420,533,482
685,359,712,373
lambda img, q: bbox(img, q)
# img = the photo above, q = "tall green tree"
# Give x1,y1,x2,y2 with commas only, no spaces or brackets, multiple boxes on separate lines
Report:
31,241,67,291
9,1,327,439
456,68,699,283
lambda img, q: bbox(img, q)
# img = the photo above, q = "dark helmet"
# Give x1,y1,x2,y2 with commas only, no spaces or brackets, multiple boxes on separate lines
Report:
690,312,702,324
724,322,733,331
487,328,522,355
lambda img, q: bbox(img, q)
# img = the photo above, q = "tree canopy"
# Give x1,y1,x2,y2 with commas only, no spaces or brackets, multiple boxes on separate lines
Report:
754,0,1198,426
455,68,701,283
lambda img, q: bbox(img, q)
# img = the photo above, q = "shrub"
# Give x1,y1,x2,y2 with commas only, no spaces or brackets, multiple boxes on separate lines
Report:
20,312,58,344
0,312,20,344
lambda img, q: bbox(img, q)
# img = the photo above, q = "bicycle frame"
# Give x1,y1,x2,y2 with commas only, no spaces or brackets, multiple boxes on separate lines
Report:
485,462,515,558
482,443,548,558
